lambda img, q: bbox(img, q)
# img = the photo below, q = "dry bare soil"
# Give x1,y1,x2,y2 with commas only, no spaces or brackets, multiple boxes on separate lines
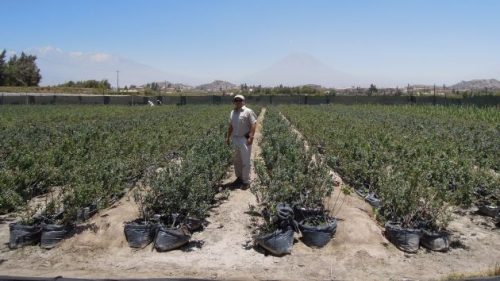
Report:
0,108,499,281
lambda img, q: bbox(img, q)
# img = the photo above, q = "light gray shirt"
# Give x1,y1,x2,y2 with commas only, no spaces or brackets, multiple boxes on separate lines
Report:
229,106,257,137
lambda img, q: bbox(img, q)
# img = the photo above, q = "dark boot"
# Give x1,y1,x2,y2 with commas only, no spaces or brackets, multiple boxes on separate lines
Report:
230,177,243,186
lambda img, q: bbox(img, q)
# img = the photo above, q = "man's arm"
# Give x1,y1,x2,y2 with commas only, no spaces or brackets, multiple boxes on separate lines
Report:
226,124,233,146
247,122,257,145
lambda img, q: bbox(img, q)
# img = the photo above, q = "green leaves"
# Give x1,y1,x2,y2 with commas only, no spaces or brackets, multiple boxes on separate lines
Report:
0,50,41,86
254,108,333,219
280,104,499,229
146,116,233,219
0,105,234,223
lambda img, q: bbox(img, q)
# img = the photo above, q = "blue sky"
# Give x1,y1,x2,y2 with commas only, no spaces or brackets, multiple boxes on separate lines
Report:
1,0,499,86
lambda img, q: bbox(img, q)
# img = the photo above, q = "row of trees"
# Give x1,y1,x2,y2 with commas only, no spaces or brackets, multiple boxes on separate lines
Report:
239,84,329,96
238,84,383,96
0,49,41,86
57,79,111,89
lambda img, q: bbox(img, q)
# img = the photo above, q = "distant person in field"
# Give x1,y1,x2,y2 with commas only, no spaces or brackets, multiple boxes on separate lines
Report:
226,94,257,189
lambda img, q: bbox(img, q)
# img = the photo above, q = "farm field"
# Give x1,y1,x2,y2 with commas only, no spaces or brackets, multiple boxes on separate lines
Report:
0,104,499,280
280,105,499,231
0,105,234,219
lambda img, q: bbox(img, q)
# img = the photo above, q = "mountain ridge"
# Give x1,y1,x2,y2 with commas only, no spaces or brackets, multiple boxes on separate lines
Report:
451,79,500,90
240,53,356,88
195,80,238,91
23,47,500,90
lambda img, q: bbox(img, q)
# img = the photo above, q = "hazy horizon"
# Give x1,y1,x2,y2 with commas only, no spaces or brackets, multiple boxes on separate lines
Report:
1,0,499,87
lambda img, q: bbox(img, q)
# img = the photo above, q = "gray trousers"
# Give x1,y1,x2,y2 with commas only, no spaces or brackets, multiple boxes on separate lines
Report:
232,136,252,184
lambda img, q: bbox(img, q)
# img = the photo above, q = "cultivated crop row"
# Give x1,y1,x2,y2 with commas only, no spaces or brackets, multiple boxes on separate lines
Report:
124,119,233,250
2,105,233,248
280,104,499,252
252,108,338,255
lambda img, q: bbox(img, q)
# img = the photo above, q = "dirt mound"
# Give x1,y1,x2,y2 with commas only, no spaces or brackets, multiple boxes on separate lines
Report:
61,189,139,251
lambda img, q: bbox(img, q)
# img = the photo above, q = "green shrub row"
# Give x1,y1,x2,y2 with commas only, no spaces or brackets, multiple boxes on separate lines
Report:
144,122,232,220
280,104,499,229
253,108,333,227
0,105,232,223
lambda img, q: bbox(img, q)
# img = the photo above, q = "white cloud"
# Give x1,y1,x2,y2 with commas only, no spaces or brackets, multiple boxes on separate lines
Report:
37,46,62,54
90,53,111,62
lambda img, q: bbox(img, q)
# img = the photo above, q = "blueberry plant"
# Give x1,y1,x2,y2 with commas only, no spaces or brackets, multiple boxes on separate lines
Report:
144,122,232,220
0,105,234,224
280,104,499,229
253,108,334,229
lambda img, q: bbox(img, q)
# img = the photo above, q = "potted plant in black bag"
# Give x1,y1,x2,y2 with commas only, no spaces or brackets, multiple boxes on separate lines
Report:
9,204,42,249
124,188,156,249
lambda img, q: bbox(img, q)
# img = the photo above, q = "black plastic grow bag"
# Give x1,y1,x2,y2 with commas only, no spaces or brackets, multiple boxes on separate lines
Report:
364,193,381,208
420,230,450,252
41,223,74,249
184,217,202,232
124,222,155,248
9,223,42,249
277,203,294,220
385,221,421,253
354,188,367,198
478,205,500,218
154,225,191,252
76,203,98,222
255,203,298,256
255,227,294,256
299,217,337,248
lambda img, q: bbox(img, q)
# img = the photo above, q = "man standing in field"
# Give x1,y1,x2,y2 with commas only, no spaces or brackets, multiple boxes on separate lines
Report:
226,94,257,189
